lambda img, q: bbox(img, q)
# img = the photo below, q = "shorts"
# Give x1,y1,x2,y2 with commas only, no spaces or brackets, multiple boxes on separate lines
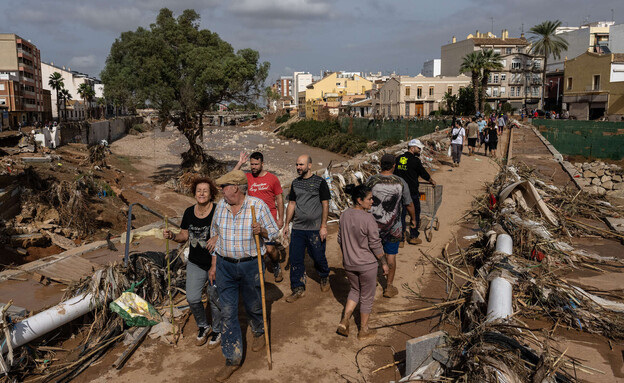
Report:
468,138,477,147
382,240,400,255
489,141,498,150
265,241,276,246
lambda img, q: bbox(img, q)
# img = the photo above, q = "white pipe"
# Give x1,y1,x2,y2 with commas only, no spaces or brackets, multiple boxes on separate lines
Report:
2,293,102,354
486,234,514,322
486,277,513,322
495,234,513,255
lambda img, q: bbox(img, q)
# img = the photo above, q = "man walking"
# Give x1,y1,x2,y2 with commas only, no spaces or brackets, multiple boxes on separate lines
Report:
234,151,285,282
466,117,479,156
394,139,436,244
211,170,279,382
283,154,332,302
367,154,416,298
477,116,487,153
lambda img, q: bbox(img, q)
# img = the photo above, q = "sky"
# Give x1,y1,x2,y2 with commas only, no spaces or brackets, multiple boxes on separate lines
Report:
1,0,622,84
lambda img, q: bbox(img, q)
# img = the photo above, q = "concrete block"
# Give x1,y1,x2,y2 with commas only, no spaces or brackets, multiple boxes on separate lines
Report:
405,331,448,377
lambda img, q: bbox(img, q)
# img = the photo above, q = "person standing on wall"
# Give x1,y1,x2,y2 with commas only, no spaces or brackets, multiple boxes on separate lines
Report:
283,154,332,303
234,151,285,282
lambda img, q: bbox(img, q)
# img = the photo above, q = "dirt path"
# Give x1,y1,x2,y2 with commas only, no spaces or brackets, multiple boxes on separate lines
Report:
74,130,503,382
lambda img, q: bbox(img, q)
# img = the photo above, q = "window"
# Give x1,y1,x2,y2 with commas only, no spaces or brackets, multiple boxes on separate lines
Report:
506,47,512,54
405,87,410,96
493,87,499,97
566,77,573,90
429,86,434,96
417,87,423,98
493,49,501,54
511,59,522,70
0,98,5,105
533,59,541,70
0,84,4,90
501,59,507,67
447,86,453,94
493,74,499,83
593,75,600,90
501,74,506,81
500,87,505,94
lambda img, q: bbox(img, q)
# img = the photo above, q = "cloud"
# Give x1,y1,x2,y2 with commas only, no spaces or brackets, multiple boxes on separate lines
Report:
68,55,98,69
228,0,334,22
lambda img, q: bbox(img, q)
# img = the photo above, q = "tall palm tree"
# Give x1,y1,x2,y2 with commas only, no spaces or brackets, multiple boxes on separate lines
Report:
77,83,95,120
460,52,483,115
479,50,504,113
528,20,569,109
59,89,72,122
48,72,64,122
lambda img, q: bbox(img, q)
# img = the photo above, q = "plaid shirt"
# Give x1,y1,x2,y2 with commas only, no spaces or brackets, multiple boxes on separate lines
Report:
211,195,278,259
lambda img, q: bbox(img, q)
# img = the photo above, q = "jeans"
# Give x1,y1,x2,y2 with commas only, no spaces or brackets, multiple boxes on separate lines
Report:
216,256,265,366
186,261,222,333
451,143,463,164
289,229,330,291
401,194,421,239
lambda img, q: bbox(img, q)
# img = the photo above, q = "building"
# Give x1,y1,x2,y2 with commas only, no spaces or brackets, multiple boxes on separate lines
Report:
291,72,313,108
441,30,540,109
375,74,471,118
0,34,46,127
41,62,101,120
277,76,292,98
304,72,372,119
562,52,624,120
422,59,441,77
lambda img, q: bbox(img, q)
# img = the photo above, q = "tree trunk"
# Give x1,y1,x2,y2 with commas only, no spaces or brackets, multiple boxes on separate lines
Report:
55,89,60,123
540,56,548,110
177,116,225,175
473,73,480,115
480,70,490,113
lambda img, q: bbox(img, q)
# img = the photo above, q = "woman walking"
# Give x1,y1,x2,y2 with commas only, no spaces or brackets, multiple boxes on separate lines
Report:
450,120,465,167
337,185,389,339
485,121,498,158
163,176,223,348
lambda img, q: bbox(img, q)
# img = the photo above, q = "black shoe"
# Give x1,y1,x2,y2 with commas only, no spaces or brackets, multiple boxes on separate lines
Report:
195,326,212,346
274,263,283,282
208,332,221,349
320,277,330,292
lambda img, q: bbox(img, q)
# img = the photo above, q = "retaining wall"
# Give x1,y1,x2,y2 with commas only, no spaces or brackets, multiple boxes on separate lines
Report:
59,117,143,146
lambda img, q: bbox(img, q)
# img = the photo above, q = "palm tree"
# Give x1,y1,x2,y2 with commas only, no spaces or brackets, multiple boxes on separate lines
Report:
59,89,72,122
460,52,483,115
48,72,64,122
528,20,569,109
479,50,504,112
443,91,458,116
78,83,96,120
96,98,106,119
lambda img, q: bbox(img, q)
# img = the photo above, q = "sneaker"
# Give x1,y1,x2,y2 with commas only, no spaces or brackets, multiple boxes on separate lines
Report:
195,326,212,346
251,333,266,352
336,317,350,337
274,263,283,283
399,238,405,248
383,284,399,298
320,277,330,292
286,288,305,303
208,332,221,349
357,328,378,340
215,364,240,382
407,237,422,245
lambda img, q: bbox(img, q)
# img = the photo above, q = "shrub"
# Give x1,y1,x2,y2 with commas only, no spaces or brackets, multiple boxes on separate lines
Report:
281,119,368,156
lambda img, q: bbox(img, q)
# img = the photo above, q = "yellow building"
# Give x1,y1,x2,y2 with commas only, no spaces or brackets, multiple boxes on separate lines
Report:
305,72,372,119
563,52,624,120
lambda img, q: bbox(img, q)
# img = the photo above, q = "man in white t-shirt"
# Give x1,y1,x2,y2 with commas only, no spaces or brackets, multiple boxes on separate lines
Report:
450,120,466,167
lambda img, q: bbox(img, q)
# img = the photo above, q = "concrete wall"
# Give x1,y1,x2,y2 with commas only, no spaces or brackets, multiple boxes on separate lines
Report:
609,24,624,53
59,116,142,146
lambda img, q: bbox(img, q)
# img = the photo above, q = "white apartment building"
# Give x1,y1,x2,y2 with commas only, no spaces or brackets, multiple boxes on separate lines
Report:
422,59,441,77
291,72,313,107
41,62,100,119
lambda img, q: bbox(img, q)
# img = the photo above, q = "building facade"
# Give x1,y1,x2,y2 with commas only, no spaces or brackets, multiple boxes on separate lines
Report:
291,72,313,108
441,30,541,109
305,72,372,119
562,52,624,120
375,74,471,118
41,62,100,120
0,34,46,127
422,59,441,77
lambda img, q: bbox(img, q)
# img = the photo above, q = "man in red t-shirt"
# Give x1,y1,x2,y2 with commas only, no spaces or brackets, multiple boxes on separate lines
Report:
234,151,285,282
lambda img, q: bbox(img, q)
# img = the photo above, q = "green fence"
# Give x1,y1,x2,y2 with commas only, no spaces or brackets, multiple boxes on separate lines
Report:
531,119,624,160
339,118,451,142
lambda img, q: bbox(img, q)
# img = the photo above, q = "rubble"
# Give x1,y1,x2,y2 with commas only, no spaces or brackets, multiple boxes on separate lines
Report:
573,161,624,197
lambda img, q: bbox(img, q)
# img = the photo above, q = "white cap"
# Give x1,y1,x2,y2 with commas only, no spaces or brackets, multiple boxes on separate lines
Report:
408,139,425,149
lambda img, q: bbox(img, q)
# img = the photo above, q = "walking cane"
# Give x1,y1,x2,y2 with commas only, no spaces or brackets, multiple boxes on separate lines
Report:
250,206,272,370
165,217,176,344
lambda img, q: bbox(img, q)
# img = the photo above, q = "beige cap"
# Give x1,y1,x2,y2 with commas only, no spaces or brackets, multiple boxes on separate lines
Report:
215,170,247,186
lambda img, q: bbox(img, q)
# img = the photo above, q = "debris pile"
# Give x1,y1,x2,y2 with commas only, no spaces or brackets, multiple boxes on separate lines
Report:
573,161,624,197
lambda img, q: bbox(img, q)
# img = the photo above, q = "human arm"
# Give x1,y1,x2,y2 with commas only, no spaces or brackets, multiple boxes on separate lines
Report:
320,200,329,241
406,202,417,228
163,228,188,243
253,200,279,241
208,254,217,284
233,151,249,171
283,200,296,237
366,216,389,275
275,193,284,229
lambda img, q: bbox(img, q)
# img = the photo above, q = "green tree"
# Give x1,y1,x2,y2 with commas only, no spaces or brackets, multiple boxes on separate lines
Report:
48,72,64,122
456,87,476,116
528,20,569,109
460,52,483,115
59,88,72,122
265,86,280,110
77,83,95,120
479,49,504,113
101,8,269,171
442,91,458,116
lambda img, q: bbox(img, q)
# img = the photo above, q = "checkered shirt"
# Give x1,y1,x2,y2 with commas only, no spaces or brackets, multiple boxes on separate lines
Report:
211,195,278,259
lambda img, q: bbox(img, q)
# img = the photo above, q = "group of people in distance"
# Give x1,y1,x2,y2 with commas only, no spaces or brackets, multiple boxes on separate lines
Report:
162,142,434,382
449,115,501,167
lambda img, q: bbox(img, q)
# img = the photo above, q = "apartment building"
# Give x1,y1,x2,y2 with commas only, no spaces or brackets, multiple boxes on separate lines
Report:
305,72,372,119
41,62,100,120
562,52,624,120
422,59,441,77
291,72,313,108
441,30,541,109
0,34,46,127
375,74,470,118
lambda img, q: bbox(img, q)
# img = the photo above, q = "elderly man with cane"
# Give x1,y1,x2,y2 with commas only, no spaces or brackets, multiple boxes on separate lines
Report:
210,170,278,382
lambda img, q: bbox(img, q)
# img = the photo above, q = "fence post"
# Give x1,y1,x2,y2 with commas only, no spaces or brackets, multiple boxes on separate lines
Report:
405,120,409,141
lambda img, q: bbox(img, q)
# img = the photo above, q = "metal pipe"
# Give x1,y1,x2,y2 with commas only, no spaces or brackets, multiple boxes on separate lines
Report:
2,293,102,354
124,202,179,266
487,234,514,322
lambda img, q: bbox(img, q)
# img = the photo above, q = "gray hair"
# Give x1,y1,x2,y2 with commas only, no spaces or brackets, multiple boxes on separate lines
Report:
237,184,248,195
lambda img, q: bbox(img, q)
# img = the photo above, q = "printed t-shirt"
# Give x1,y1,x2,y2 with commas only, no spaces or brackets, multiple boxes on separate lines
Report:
366,174,412,242
180,205,215,270
246,172,283,221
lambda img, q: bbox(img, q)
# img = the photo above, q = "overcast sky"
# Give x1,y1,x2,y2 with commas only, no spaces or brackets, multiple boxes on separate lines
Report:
1,0,622,84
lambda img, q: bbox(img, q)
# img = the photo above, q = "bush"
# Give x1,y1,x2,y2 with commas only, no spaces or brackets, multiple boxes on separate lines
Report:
281,120,368,156
275,114,290,124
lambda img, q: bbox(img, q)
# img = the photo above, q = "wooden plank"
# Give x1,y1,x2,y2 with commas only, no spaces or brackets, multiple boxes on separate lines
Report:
37,256,97,283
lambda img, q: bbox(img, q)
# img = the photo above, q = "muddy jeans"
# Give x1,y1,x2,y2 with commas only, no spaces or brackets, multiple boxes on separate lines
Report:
289,229,330,291
451,143,463,164
186,261,222,333
216,255,264,366
401,195,421,239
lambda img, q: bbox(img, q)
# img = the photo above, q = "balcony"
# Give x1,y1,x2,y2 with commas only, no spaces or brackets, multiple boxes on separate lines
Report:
17,49,33,58
22,76,34,84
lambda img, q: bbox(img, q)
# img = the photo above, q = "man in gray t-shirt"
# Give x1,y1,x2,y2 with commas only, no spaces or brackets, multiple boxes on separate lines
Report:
284,154,332,302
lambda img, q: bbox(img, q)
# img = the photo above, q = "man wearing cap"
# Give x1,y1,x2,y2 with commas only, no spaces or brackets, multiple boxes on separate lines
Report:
366,153,416,298
283,154,332,303
211,170,279,382
394,139,436,246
